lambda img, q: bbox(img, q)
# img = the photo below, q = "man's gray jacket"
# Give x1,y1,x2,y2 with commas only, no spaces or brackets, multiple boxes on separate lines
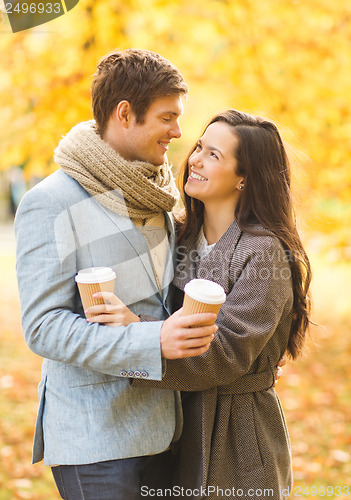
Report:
15,169,181,465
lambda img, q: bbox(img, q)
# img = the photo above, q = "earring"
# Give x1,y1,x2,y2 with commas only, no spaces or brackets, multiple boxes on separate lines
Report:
239,185,244,190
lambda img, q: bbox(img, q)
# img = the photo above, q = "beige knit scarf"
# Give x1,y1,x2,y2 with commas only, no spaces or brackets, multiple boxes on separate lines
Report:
54,120,179,220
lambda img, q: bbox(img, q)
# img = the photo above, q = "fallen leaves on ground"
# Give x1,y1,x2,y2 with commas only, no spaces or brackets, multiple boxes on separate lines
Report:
1,247,350,499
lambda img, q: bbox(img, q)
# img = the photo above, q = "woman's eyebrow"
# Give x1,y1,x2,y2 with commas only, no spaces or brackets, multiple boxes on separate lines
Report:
199,139,224,158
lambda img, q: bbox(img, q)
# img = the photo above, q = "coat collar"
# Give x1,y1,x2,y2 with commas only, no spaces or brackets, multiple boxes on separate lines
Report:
94,200,175,298
174,219,243,294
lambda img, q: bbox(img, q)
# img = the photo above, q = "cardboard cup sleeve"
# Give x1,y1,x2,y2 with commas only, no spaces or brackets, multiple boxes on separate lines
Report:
75,267,116,318
182,279,226,326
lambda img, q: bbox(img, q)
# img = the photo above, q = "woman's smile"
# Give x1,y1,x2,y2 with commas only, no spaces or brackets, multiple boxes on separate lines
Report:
188,171,208,182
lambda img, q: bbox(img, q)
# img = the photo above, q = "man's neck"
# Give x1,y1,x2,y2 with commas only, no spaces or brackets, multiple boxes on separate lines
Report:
102,126,125,157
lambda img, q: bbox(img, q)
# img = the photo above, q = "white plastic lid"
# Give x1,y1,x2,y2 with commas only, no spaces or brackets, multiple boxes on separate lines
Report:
75,267,116,284
184,279,226,305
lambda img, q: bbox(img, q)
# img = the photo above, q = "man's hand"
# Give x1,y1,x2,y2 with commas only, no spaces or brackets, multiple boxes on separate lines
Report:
160,308,218,359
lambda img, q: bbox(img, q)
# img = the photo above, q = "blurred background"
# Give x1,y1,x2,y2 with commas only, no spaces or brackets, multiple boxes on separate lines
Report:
0,0,350,498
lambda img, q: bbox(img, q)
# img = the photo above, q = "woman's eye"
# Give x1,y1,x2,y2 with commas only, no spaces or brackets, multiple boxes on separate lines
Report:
210,152,219,159
163,118,171,122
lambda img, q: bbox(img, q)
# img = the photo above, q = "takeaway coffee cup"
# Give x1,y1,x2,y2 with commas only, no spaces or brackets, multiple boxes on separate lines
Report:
182,279,226,326
75,267,116,318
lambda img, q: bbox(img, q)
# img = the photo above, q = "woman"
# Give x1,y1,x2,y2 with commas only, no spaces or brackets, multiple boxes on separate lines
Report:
87,110,311,498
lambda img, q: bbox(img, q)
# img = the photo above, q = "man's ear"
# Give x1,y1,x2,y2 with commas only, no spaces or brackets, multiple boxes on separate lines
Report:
115,100,132,129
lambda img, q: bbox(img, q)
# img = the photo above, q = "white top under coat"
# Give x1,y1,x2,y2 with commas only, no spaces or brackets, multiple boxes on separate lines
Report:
196,226,216,260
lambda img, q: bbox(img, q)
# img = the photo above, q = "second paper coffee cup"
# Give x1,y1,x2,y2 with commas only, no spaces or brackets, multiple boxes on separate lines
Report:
182,278,226,325
75,267,116,318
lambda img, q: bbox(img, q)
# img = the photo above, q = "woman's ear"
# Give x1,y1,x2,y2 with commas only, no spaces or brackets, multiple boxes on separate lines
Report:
236,178,245,191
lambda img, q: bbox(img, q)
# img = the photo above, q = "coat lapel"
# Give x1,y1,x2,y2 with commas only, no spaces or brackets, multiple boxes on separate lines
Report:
174,220,243,295
161,212,176,301
95,201,159,292
173,232,199,291
197,219,242,294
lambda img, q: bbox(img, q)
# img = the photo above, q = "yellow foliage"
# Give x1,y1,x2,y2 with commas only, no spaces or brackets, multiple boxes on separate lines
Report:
0,0,350,248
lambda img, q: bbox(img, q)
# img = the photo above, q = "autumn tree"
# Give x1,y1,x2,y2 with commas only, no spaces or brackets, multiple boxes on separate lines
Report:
0,0,350,248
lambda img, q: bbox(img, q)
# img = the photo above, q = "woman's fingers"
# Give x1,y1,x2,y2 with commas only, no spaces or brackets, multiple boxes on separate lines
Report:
87,313,122,325
92,291,124,305
84,292,125,316
85,303,123,316
277,356,286,367
84,292,139,327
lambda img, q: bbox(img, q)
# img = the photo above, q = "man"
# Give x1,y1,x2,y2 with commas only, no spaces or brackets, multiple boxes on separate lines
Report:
15,49,217,500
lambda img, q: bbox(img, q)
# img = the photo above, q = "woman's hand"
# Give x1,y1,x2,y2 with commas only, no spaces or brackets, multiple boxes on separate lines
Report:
85,292,140,327
273,356,286,386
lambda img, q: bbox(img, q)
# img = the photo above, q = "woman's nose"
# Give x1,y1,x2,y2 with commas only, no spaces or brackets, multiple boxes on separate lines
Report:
190,151,202,168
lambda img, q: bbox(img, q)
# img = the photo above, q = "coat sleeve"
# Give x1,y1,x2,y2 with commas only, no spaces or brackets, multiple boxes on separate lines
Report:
133,238,293,390
15,185,164,380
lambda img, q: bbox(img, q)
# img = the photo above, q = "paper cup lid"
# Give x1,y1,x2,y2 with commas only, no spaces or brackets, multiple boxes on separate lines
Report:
184,279,226,305
75,267,116,284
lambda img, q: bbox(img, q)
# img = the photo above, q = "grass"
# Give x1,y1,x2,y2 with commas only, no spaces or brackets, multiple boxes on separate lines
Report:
0,236,350,499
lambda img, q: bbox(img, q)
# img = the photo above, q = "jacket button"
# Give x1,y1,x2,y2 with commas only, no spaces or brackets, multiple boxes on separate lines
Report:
120,370,128,377
141,371,148,378
134,371,141,377
127,371,134,377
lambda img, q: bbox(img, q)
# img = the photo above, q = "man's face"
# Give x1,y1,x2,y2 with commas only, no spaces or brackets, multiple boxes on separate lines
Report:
123,95,183,165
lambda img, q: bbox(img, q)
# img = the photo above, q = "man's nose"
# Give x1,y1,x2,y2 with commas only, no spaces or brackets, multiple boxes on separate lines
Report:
170,121,182,139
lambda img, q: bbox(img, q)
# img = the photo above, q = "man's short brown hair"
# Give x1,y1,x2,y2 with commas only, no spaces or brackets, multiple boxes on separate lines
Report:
91,48,188,136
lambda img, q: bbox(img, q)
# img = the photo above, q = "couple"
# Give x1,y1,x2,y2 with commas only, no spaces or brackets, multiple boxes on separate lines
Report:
15,49,311,499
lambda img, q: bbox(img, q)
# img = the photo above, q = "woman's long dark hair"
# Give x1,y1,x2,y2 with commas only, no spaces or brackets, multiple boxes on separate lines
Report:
177,109,312,359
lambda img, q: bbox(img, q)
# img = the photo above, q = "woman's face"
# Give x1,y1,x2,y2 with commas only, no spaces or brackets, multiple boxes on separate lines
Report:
185,121,244,205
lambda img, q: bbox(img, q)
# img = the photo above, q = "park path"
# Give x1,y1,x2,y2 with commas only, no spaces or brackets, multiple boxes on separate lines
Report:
0,222,20,322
